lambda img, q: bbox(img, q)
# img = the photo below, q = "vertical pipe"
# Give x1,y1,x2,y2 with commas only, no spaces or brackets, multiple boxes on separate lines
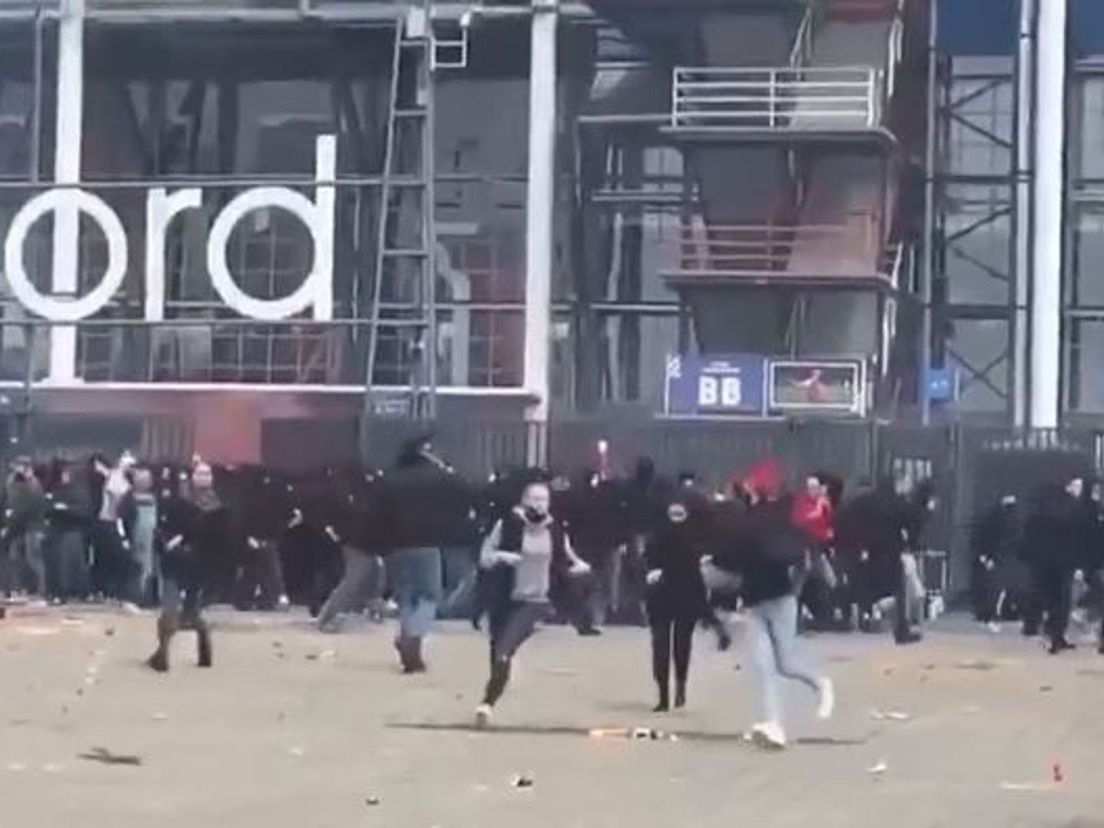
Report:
1013,0,1036,428
523,0,558,463
920,0,937,425
49,0,85,384
1030,0,1066,429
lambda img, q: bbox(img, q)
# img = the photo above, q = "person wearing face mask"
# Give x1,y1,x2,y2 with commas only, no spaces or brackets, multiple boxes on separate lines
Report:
644,494,709,712
473,481,591,728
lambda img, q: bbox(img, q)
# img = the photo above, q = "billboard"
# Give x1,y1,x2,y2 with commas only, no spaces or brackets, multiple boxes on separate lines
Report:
664,354,765,417
767,359,866,416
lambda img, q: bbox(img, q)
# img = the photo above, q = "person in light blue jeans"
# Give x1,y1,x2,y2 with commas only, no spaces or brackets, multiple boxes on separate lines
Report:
747,593,830,744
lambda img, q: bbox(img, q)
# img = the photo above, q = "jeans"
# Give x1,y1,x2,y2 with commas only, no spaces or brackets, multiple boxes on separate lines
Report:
390,546,442,639
747,594,821,725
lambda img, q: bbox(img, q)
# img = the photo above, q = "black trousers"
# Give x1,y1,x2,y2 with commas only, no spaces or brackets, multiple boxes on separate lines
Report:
234,540,287,610
648,607,696,700
483,600,549,707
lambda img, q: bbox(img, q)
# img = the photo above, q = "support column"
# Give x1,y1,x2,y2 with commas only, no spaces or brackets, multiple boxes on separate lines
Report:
1012,0,1035,428
523,0,558,463
1030,0,1066,429
49,0,85,384
920,0,937,426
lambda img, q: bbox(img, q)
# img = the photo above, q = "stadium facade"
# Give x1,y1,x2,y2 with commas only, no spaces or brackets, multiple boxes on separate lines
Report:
0,0,1099,466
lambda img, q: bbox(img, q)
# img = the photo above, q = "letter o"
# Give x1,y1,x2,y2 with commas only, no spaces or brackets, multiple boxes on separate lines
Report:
4,189,128,321
206,187,323,321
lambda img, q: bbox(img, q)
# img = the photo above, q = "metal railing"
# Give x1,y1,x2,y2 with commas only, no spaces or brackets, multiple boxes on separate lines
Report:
671,66,882,132
668,214,892,279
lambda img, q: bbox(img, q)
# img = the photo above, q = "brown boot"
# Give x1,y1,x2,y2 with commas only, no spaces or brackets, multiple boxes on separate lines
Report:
147,613,176,673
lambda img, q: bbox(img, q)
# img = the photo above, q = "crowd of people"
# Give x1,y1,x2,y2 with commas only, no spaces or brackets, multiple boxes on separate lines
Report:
6,436,1103,747
971,476,1104,655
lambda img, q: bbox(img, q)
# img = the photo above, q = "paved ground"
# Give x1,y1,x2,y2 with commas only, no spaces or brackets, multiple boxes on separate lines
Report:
1,607,1103,828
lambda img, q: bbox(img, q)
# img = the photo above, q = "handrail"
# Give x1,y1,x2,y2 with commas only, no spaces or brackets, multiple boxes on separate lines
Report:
669,217,895,279
671,65,880,132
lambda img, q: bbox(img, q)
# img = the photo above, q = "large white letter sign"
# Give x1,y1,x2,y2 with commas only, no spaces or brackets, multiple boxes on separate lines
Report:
145,187,202,322
206,135,336,321
4,189,128,322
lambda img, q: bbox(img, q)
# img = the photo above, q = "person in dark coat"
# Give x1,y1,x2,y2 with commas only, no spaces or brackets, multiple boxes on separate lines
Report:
971,494,1023,629
146,461,227,672
644,491,710,712
378,436,476,673
1021,478,1082,653
43,460,93,601
473,480,590,728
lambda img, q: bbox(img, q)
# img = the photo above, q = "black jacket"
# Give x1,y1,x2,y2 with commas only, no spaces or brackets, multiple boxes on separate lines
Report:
713,496,803,607
377,457,475,551
645,502,708,614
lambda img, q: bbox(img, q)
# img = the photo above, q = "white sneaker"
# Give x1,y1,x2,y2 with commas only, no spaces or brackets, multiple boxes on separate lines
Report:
750,721,787,749
816,677,835,720
474,703,493,730
277,595,290,611
985,621,1001,634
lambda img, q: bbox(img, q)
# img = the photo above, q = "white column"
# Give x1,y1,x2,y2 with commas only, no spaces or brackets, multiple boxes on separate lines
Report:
523,0,558,459
1030,0,1066,429
49,0,86,384
1012,0,1035,428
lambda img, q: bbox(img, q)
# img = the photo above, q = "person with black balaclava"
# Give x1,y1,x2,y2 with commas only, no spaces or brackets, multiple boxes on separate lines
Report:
644,492,709,712
147,461,227,673
1022,478,1082,653
971,494,1023,630
473,480,590,729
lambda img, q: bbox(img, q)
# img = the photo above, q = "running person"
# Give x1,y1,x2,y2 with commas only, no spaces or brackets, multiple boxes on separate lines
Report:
644,492,710,712
474,481,590,728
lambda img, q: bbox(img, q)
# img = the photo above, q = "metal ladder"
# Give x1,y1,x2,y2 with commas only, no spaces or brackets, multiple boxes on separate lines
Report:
364,4,438,420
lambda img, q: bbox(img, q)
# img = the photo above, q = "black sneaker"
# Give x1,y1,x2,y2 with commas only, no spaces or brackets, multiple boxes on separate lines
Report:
894,630,923,646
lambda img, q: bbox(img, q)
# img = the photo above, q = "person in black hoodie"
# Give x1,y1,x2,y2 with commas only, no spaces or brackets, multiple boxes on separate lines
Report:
971,494,1023,629
710,461,834,750
644,491,710,712
379,436,475,674
1021,478,1082,653
147,461,227,673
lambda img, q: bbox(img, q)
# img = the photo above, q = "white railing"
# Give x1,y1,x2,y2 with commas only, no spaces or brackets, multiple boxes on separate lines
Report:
671,66,882,131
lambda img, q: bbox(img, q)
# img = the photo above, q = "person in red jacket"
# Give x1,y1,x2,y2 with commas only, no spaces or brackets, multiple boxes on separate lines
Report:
790,474,838,631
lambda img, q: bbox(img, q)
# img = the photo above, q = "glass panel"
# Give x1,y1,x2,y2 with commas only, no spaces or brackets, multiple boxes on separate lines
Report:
1069,205,1104,307
594,312,679,412
939,183,1012,306
944,317,1008,413
943,57,1013,178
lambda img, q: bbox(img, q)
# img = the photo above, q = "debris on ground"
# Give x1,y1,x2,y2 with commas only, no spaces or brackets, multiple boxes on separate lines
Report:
104,627,116,637
510,774,534,789
1039,685,1054,693
999,782,1055,792
287,746,305,758
152,712,168,722
365,796,381,806
955,660,997,672
866,760,889,776
870,710,911,722
78,747,143,767
6,763,27,772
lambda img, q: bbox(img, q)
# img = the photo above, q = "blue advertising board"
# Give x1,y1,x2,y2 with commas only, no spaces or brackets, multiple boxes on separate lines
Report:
664,354,765,417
